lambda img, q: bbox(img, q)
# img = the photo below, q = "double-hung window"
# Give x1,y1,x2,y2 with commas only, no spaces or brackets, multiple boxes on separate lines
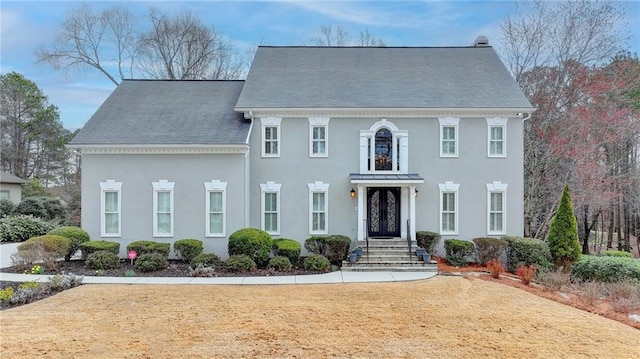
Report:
439,117,459,157
438,181,459,234
486,181,508,235
261,117,281,157
205,180,227,236
0,190,9,201
152,180,174,237
309,117,329,157
99,180,122,237
260,182,281,235
308,181,330,234
487,117,507,157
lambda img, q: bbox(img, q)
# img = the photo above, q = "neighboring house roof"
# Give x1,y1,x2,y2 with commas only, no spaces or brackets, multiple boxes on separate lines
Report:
0,171,27,184
70,80,250,146
236,46,534,110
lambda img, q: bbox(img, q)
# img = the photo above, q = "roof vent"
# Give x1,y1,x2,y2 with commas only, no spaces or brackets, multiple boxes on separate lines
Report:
473,36,489,47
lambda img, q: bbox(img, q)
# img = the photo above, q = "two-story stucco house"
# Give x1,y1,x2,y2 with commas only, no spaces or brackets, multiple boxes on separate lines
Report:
69,38,534,260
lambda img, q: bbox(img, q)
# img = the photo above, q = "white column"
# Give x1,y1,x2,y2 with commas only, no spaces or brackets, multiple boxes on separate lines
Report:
409,185,416,241
359,134,369,173
399,135,409,173
401,187,408,239
357,185,365,241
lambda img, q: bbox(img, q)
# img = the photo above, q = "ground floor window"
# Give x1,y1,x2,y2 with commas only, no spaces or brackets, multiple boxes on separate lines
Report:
99,180,122,237
486,181,508,235
308,181,330,234
152,180,174,237
260,182,281,235
438,181,459,234
205,180,227,236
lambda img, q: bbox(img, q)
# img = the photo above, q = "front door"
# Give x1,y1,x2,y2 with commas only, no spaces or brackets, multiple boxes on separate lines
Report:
367,187,400,237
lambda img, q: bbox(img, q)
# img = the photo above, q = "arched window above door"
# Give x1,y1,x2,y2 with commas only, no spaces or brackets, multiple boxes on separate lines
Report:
359,119,408,174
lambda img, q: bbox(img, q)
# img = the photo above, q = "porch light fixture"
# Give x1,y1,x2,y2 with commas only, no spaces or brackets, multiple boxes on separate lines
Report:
350,188,357,198
414,188,419,197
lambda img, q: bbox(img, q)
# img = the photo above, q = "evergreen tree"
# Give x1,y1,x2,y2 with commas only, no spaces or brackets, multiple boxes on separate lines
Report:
547,185,581,268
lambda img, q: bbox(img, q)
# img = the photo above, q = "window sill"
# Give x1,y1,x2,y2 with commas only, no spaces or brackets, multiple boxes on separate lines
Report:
205,234,226,238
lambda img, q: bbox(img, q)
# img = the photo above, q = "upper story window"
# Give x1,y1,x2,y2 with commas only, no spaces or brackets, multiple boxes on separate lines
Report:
487,117,507,157
99,180,122,237
204,180,227,237
152,180,174,237
261,117,281,157
359,119,408,174
309,117,329,157
439,117,459,157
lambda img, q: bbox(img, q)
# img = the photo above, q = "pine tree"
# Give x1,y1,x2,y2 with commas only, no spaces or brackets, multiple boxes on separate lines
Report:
547,185,581,268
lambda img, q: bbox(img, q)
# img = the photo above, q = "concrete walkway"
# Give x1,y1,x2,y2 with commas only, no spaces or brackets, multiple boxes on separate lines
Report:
0,242,437,285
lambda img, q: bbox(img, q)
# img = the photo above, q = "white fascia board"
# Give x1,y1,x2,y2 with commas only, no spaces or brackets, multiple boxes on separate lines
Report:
68,144,249,154
236,107,537,119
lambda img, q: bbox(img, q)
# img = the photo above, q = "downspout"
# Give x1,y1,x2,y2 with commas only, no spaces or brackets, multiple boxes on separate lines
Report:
244,114,254,228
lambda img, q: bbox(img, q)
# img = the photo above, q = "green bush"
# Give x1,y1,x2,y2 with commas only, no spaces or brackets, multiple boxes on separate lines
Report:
268,256,293,271
134,252,168,272
570,255,640,283
79,240,120,259
304,254,331,271
224,254,256,272
602,250,633,258
444,239,475,267
16,235,70,270
86,250,120,270
228,228,273,268
503,236,552,273
546,185,581,267
127,240,170,258
173,239,203,263
0,199,14,217
416,231,440,255
473,237,508,265
304,235,351,265
15,196,66,222
0,214,55,242
47,226,90,261
190,253,222,269
273,238,301,265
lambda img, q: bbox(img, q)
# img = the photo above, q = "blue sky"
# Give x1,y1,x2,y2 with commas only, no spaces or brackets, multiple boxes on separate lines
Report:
2,0,639,131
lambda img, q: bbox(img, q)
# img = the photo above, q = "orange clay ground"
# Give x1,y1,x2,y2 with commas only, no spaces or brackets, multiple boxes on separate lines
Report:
1,273,638,358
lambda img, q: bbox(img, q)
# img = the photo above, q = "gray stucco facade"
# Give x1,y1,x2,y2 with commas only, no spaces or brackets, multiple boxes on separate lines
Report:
70,43,534,258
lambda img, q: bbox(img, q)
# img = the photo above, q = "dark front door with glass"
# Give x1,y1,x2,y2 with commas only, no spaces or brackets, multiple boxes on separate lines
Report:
367,187,400,237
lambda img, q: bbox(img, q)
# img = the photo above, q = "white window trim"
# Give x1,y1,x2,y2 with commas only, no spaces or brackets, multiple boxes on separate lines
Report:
439,117,459,158
309,117,330,158
152,180,175,237
204,180,227,237
308,181,330,234
261,117,281,158
0,190,9,201
486,181,508,235
438,181,460,235
99,180,122,237
260,181,281,235
487,117,507,158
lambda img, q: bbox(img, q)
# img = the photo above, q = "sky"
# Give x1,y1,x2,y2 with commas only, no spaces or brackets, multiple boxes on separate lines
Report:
1,0,639,131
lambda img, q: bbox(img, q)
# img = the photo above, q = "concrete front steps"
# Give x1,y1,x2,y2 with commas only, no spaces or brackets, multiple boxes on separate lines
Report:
341,238,438,272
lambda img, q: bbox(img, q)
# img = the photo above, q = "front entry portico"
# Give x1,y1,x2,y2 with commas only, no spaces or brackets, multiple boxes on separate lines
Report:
350,173,424,241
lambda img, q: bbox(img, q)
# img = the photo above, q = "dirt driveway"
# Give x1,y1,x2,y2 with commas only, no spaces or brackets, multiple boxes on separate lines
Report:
1,276,638,358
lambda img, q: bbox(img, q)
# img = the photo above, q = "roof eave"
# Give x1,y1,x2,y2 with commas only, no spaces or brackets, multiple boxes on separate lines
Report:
235,107,536,119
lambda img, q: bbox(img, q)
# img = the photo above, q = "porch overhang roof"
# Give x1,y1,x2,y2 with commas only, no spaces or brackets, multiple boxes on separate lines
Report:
350,173,424,184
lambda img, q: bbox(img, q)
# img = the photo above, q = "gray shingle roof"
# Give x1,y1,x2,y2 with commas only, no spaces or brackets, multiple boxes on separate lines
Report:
70,80,250,145
0,171,27,184
236,46,533,110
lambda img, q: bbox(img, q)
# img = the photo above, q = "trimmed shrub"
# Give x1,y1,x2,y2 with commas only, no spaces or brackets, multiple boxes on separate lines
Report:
190,253,222,269
134,252,168,272
173,239,203,263
47,226,90,261
444,239,475,267
416,231,440,255
546,185,581,267
503,236,552,273
79,240,120,259
304,254,331,272
304,235,351,265
86,250,120,270
570,255,640,283
16,235,70,270
268,256,293,271
224,254,256,272
602,250,633,258
0,199,14,218
15,196,66,222
473,237,508,265
127,240,170,258
0,214,55,242
228,228,273,268
273,238,301,265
